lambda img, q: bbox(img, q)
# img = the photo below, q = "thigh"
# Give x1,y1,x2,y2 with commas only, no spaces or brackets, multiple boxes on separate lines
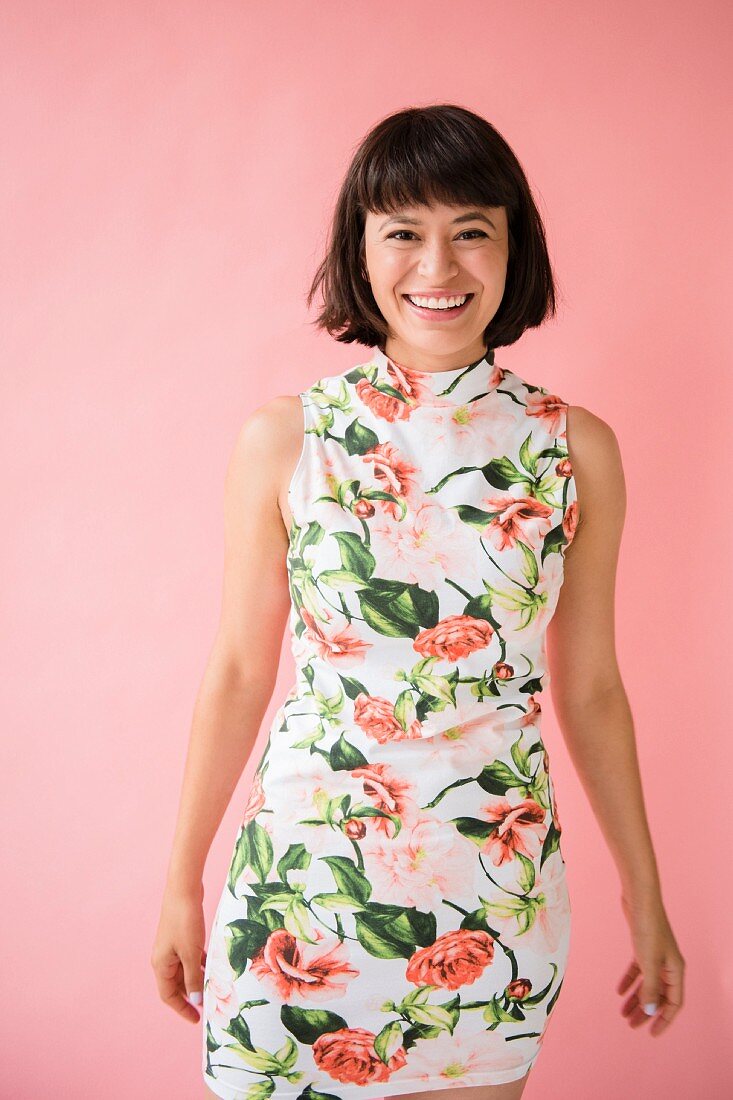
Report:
395,1070,531,1100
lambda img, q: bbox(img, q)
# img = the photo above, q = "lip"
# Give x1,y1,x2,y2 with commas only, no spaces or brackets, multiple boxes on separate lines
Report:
403,291,474,298
403,292,474,321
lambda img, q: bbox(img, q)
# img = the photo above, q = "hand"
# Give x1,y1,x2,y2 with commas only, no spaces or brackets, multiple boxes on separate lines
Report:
151,882,207,1024
617,891,685,1035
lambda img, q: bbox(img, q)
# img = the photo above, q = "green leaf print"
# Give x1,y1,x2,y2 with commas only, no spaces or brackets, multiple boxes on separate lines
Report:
226,1011,256,1051
280,1005,349,1045
321,855,372,905
206,1019,221,1053
337,673,370,700
483,996,521,1025
407,1000,459,1032
274,1035,300,1070
451,817,496,845
541,821,562,865
328,731,368,770
454,503,500,530
522,962,560,1007
374,1019,406,1065
476,760,522,795
343,417,380,454
310,891,365,912
227,919,270,978
510,737,532,778
515,850,536,893
462,592,502,631
227,826,251,896
247,819,274,883
541,520,569,562
296,1085,342,1100
333,530,376,580
228,1043,284,1073
283,895,319,943
354,902,437,959
518,432,540,477
277,842,312,881
245,1082,276,1100
481,455,534,490
358,578,439,638
318,568,370,589
516,540,539,586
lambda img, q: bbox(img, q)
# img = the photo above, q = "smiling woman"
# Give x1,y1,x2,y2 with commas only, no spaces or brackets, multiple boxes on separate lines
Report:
151,103,684,1100
304,104,557,366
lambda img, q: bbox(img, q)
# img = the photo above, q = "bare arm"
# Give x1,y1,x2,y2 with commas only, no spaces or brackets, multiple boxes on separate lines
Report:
152,394,303,1021
164,394,304,893
547,404,684,1032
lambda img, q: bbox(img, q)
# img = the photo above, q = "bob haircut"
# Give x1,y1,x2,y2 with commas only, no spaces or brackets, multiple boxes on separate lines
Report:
306,104,558,353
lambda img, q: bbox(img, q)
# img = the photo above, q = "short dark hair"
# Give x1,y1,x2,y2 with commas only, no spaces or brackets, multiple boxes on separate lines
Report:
306,104,558,352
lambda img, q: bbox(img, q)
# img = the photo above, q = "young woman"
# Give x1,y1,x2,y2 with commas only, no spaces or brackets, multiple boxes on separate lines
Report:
152,104,684,1100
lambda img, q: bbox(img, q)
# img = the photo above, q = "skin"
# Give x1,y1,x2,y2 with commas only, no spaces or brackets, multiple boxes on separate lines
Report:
151,202,685,1100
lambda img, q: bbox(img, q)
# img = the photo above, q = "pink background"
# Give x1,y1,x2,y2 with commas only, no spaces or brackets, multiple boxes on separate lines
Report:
2,2,731,1097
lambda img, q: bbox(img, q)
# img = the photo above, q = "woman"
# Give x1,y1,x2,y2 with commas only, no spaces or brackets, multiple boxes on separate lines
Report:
152,104,684,1099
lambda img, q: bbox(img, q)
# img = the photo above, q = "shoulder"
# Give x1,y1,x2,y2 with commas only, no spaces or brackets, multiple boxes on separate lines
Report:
225,395,305,492
566,404,626,525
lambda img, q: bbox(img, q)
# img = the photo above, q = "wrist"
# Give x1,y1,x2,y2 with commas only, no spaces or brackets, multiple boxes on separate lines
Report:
164,871,205,902
620,876,663,911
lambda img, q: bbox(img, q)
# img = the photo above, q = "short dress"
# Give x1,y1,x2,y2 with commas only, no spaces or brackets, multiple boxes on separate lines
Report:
202,344,580,1099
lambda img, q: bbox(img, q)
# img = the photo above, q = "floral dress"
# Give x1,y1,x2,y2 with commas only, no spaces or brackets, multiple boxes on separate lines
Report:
202,344,580,1099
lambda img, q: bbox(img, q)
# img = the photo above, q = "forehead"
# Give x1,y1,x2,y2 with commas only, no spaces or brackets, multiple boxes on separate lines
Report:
366,204,504,228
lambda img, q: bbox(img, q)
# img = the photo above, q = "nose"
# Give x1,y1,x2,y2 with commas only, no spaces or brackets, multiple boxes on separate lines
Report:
416,241,461,282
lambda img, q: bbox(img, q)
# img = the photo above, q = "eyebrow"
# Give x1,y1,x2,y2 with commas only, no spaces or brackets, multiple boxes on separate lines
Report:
380,210,497,231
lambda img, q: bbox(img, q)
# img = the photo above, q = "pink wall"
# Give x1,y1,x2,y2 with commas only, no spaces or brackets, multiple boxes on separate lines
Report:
3,1,731,1096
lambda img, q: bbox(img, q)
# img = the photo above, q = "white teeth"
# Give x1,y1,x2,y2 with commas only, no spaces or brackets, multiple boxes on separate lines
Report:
406,294,469,310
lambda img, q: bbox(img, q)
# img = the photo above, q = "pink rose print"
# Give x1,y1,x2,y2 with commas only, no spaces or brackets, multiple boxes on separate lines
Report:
250,927,359,1002
299,606,373,666
524,390,568,437
414,614,494,661
203,923,239,1028
479,787,547,866
406,1028,531,1083
361,816,476,910
356,377,412,422
241,770,265,826
369,499,482,589
354,692,422,743
482,493,555,552
360,441,420,517
563,498,579,545
350,761,420,837
313,1026,407,1085
406,928,495,990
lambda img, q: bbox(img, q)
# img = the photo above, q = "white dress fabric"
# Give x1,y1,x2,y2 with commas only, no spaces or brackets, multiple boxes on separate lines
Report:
202,344,579,1099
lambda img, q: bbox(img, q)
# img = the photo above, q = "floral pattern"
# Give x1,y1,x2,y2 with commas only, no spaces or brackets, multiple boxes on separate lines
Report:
202,345,579,1099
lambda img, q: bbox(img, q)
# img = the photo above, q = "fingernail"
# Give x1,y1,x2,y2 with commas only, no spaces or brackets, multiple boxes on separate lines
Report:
189,990,203,1005
643,1002,657,1015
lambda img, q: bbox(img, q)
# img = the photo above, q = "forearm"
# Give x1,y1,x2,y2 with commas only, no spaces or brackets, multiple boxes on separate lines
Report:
164,662,274,896
556,683,662,904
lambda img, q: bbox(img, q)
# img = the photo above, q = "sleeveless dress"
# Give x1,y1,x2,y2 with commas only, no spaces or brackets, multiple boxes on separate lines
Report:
202,344,580,1099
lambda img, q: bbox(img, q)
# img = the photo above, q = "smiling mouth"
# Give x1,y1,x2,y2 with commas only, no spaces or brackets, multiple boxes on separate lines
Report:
402,293,474,316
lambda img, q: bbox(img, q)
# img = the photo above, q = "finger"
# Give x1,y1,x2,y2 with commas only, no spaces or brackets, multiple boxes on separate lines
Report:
637,957,663,1020
153,950,201,1024
181,949,206,1010
616,959,641,995
620,986,649,1026
649,960,685,1036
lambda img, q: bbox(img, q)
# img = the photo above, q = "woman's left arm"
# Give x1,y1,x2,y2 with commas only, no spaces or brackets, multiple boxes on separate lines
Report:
546,404,685,1037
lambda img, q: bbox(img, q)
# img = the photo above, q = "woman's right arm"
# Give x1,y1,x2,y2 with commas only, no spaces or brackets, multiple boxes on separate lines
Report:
150,394,303,1022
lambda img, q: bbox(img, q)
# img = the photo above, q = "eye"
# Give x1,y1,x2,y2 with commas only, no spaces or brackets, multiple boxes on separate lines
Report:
387,229,488,241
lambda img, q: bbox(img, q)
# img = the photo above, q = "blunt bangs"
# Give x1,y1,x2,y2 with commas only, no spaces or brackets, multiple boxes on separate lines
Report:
306,104,558,352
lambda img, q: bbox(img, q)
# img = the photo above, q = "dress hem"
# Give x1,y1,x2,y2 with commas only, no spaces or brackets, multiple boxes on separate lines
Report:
203,1056,537,1099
